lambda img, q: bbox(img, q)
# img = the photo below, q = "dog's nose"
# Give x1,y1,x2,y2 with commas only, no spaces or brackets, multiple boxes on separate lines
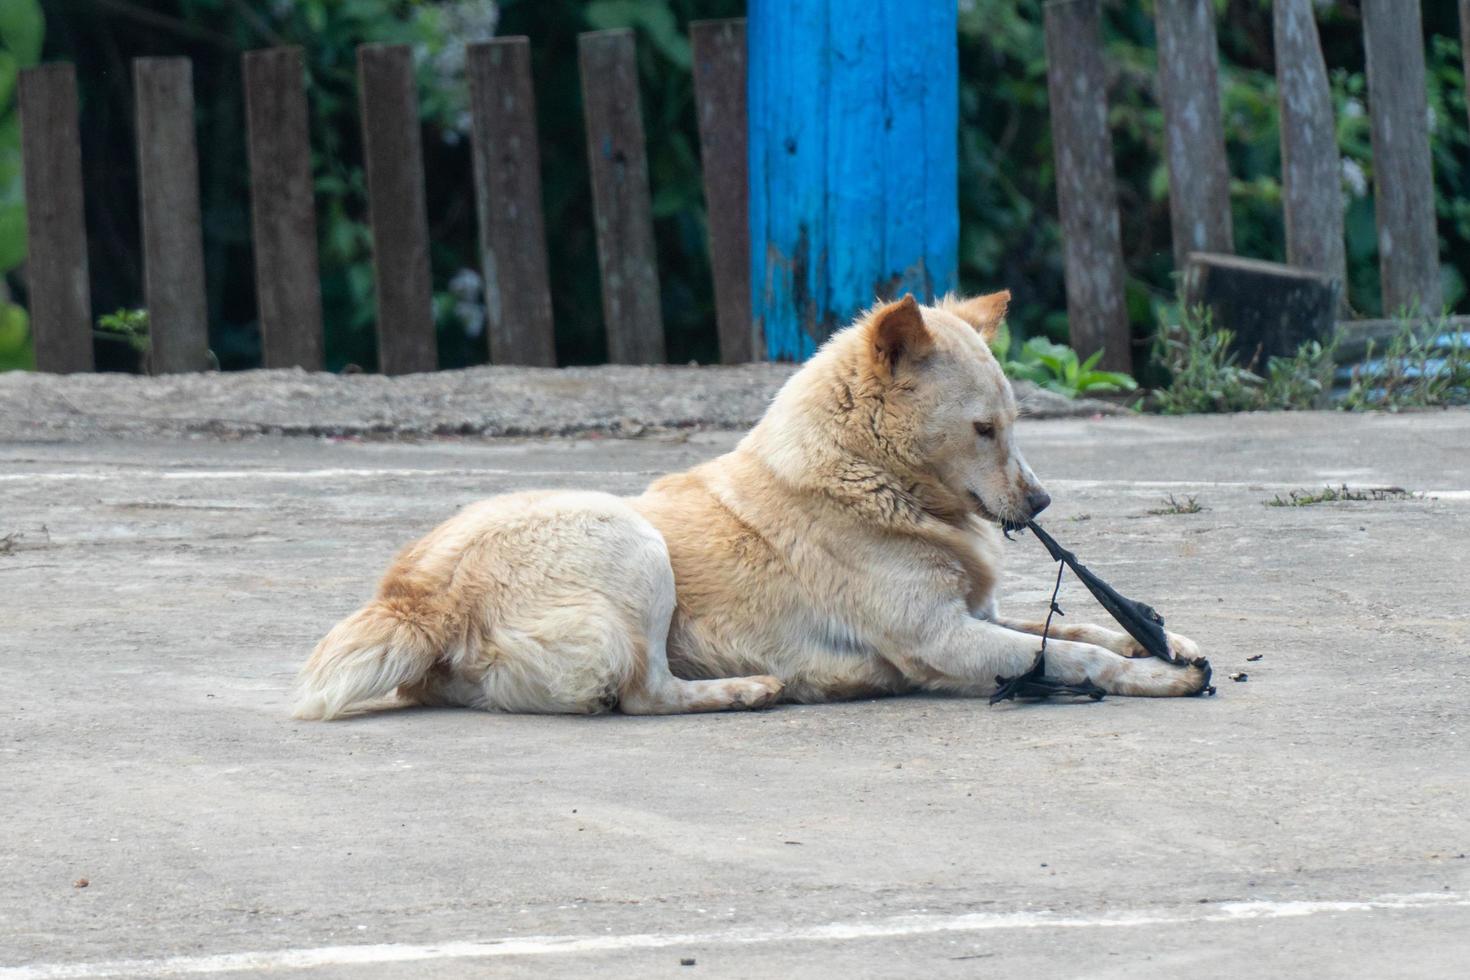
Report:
1025,490,1051,518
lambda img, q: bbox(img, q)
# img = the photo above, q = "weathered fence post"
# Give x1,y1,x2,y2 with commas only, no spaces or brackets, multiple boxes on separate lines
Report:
1153,0,1233,270
17,64,93,373
134,58,212,373
1361,0,1441,316
357,44,437,375
1273,0,1347,302
467,37,557,367
578,29,665,365
748,0,958,361
691,18,753,364
244,46,324,371
1043,0,1131,373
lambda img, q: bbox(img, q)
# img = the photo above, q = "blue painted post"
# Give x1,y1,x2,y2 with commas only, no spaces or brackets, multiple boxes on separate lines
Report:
748,0,958,361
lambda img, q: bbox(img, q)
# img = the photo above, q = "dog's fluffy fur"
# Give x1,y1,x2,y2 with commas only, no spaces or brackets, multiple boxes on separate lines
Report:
293,293,1209,720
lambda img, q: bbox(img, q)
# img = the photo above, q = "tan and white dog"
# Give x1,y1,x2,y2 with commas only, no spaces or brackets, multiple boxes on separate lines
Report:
293,292,1210,720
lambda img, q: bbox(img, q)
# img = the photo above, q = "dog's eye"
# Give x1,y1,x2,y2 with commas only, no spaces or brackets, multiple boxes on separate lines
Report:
973,421,995,439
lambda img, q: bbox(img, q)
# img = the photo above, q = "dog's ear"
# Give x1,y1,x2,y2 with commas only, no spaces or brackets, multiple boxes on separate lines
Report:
940,290,1010,341
869,294,932,377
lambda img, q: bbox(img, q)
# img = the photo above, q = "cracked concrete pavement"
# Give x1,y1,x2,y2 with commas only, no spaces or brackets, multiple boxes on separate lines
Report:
1,384,1468,978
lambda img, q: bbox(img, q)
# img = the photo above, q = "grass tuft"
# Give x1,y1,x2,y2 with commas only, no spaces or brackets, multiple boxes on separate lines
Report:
1150,306,1338,414
1264,485,1411,507
1147,494,1205,515
1343,315,1470,410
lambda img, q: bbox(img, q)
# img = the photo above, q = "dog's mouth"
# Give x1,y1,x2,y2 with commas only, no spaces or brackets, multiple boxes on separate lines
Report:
968,491,1027,535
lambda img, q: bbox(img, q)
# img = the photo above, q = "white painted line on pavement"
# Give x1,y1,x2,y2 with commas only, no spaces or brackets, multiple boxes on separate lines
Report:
1,469,1464,497
3,892,1466,978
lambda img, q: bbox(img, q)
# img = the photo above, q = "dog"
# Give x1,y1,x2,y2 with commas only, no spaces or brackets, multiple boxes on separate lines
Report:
292,292,1210,720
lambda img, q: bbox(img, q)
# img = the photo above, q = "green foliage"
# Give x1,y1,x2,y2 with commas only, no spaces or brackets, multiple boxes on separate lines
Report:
0,1,44,66
993,321,1140,399
96,308,150,354
0,0,40,369
1151,306,1267,414
1261,339,1338,411
0,297,31,370
1153,306,1470,414
585,2,689,67
1010,338,1137,398
1342,317,1470,411
990,322,1137,398
1152,305,1340,414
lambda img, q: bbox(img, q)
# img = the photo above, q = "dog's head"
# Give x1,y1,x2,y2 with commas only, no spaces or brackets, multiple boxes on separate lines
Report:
855,291,1050,530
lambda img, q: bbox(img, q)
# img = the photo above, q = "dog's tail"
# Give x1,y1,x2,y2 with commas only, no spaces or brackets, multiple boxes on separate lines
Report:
291,601,443,721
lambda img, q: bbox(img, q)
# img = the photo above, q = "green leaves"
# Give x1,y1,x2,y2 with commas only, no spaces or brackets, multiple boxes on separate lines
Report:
0,0,41,292
0,200,24,272
96,308,151,353
585,1,690,68
0,296,31,371
1151,305,1347,414
1343,318,1470,411
993,332,1138,399
0,0,43,69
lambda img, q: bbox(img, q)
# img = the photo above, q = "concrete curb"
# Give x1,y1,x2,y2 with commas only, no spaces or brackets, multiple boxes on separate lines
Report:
0,365,1123,440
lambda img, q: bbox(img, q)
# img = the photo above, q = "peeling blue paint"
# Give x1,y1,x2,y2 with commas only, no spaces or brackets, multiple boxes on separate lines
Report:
749,0,958,361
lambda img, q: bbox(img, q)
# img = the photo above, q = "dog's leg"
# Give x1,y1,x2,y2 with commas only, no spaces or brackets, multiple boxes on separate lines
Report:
621,666,785,714
899,617,1210,698
990,615,1202,662
617,539,783,715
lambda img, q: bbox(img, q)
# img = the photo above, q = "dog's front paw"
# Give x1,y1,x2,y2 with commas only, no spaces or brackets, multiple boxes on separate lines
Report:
1165,631,1203,665
1106,652,1213,697
1165,655,1214,697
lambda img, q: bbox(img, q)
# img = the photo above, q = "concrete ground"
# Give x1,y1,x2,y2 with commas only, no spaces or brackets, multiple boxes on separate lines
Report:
2,405,1468,978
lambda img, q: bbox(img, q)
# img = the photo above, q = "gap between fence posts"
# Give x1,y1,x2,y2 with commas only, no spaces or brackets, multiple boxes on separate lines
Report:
578,29,666,365
134,57,212,374
691,18,754,364
18,64,93,373
1043,0,1131,373
357,43,437,375
244,46,324,371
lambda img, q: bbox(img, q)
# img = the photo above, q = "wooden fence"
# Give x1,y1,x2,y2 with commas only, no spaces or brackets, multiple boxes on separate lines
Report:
16,2,1468,375
1047,0,1456,366
19,25,749,375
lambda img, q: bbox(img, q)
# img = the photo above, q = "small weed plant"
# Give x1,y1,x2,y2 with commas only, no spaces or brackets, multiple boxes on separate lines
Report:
1265,485,1411,507
1155,307,1469,414
1151,307,1336,414
94,308,218,373
1147,494,1204,515
1343,316,1470,410
96,308,151,353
